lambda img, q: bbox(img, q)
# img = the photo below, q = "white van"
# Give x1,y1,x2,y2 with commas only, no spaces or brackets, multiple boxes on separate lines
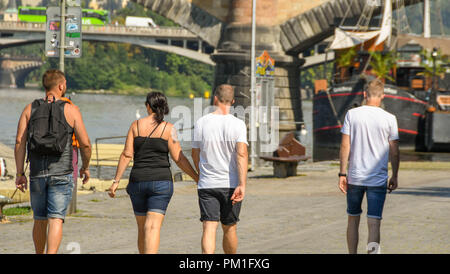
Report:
125,16,158,28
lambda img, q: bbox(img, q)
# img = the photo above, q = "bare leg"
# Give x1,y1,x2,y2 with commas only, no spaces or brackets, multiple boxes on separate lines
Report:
143,212,165,254
367,217,381,254
347,215,360,254
222,223,238,254
46,218,63,254
33,220,48,254
135,215,146,254
202,221,219,254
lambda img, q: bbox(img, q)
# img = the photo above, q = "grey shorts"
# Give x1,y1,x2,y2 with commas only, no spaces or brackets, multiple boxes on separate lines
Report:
198,188,242,225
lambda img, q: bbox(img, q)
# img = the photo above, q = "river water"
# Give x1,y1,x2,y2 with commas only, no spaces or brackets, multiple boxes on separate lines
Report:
0,88,314,178
2,88,446,179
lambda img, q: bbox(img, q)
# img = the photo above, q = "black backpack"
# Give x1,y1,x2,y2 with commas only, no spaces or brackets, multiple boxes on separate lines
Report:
27,98,69,156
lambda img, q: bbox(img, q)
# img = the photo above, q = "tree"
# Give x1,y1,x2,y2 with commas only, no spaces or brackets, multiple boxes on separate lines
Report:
419,48,449,89
336,47,357,81
369,51,397,82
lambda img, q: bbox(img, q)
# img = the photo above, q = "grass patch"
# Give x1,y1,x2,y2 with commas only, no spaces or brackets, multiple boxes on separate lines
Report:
89,199,102,203
3,206,32,216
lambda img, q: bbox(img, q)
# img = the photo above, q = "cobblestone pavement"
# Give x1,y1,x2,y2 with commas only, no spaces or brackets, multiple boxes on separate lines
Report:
1,165,449,254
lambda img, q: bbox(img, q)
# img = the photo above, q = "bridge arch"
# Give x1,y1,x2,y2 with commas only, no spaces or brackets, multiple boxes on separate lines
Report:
0,22,216,65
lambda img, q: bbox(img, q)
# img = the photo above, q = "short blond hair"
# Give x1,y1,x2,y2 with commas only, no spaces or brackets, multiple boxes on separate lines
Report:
42,69,65,91
366,79,384,98
214,84,234,105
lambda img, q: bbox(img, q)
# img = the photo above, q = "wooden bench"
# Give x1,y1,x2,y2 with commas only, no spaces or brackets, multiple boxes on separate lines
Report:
260,132,309,178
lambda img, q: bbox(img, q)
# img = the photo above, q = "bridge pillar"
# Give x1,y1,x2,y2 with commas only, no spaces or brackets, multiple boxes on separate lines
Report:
211,0,305,145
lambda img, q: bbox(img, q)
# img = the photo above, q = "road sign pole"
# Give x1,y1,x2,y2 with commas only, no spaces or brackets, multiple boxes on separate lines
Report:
59,0,66,72
250,0,257,171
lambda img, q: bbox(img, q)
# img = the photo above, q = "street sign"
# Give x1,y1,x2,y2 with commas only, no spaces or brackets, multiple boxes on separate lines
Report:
45,6,82,58
65,7,82,58
45,7,61,57
67,0,81,7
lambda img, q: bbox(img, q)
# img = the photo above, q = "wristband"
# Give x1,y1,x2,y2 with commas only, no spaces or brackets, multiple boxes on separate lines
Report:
338,173,347,177
16,172,25,177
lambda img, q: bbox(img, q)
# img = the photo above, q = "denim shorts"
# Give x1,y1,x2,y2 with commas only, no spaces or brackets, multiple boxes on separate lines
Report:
347,183,387,220
30,174,74,221
126,180,174,216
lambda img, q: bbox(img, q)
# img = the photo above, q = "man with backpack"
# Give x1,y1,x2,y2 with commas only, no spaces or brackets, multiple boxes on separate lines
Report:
14,69,92,254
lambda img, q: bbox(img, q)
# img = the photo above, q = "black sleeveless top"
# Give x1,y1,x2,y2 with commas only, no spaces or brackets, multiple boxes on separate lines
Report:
129,121,172,183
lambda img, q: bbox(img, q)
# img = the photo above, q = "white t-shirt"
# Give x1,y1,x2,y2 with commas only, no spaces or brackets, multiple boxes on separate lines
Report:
341,106,399,187
192,113,248,189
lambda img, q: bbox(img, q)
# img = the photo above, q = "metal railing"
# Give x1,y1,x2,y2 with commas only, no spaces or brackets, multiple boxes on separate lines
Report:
0,21,197,39
94,136,126,178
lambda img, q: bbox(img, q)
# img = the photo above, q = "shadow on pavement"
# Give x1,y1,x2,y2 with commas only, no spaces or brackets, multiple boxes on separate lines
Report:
391,187,450,198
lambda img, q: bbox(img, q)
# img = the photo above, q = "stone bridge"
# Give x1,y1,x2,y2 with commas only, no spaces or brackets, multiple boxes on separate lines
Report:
132,0,423,137
0,22,215,65
0,55,43,88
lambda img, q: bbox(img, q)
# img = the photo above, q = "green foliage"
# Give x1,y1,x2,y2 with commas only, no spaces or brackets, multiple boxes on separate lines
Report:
419,48,449,78
369,51,397,81
336,47,357,68
12,38,213,96
15,3,212,97
300,62,334,90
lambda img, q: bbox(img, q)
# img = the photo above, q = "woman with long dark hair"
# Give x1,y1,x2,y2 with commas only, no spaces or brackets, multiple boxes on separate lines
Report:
108,92,198,253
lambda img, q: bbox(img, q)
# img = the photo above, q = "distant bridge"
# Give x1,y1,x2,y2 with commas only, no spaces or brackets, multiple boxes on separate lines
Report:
0,55,43,88
0,22,215,65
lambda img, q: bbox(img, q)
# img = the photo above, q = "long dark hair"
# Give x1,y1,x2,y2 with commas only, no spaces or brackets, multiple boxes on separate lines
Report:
145,92,169,123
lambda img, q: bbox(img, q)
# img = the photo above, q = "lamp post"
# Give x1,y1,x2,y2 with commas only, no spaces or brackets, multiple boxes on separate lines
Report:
432,47,438,91
429,47,438,107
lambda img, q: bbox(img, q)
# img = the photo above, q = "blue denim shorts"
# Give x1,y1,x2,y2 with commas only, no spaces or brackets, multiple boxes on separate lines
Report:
30,174,74,221
126,180,174,216
346,183,387,220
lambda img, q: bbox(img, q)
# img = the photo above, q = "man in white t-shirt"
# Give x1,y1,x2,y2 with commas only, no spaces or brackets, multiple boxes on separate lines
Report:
339,79,400,254
192,84,248,254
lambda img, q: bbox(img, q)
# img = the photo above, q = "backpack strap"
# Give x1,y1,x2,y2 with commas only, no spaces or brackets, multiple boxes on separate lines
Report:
27,99,45,163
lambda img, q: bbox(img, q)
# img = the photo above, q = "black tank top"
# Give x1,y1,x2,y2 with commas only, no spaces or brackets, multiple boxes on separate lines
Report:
129,121,172,182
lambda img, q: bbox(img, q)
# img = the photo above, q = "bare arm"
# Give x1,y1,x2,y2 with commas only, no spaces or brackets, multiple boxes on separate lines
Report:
339,133,350,193
231,142,248,205
71,105,91,184
388,140,400,192
236,142,248,188
14,104,31,192
191,148,200,174
168,125,199,182
115,122,135,182
15,104,31,175
109,122,135,198
72,105,91,171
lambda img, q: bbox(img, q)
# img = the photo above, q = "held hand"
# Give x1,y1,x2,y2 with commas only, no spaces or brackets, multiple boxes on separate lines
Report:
388,177,398,193
108,182,119,198
339,176,348,194
79,168,90,185
194,174,199,184
230,185,245,205
15,175,28,193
